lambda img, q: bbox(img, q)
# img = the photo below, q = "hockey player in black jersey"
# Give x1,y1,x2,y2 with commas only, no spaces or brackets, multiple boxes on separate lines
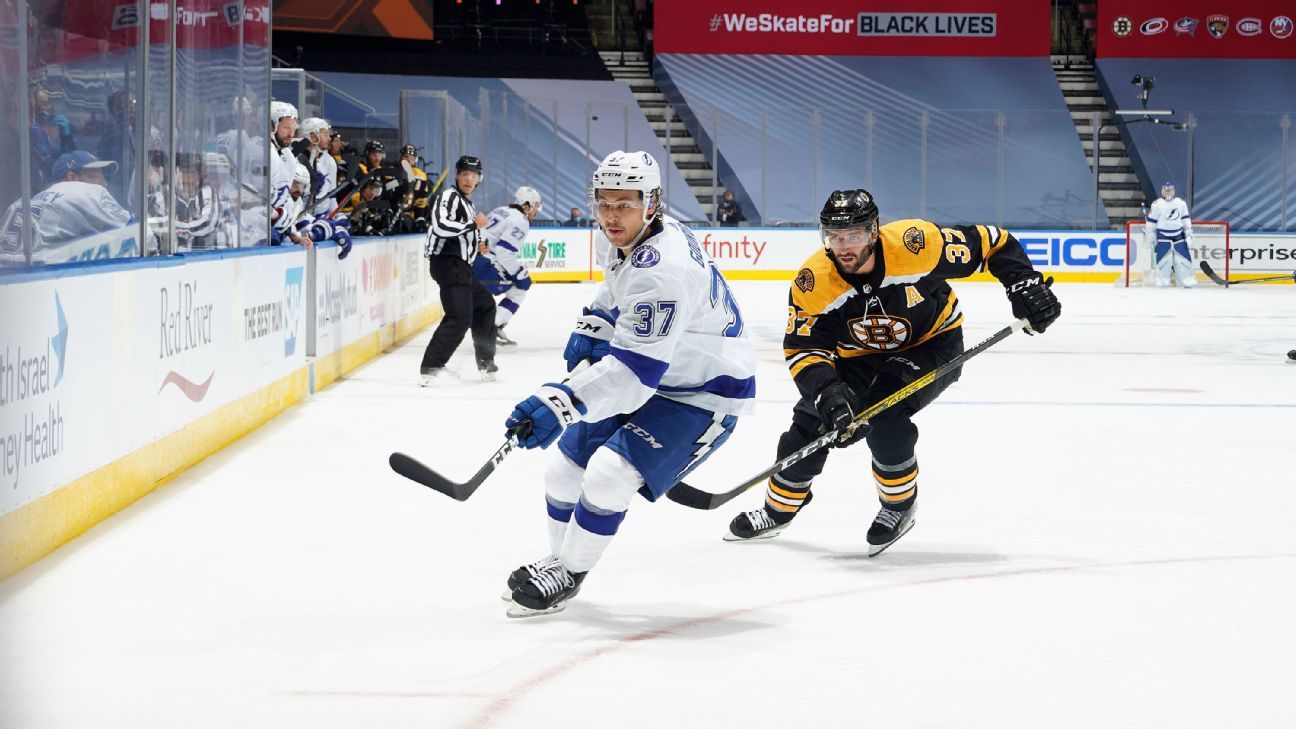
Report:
726,189,1061,555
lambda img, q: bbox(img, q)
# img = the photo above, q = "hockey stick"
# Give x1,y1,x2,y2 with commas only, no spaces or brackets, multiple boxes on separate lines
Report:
390,362,590,500
389,423,530,501
1199,261,1295,287
666,318,1031,511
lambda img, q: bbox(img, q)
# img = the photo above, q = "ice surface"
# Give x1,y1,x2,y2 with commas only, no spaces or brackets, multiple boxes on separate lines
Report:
2,280,1294,728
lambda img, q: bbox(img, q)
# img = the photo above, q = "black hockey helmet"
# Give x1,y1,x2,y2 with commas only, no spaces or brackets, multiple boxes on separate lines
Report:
400,144,419,157
455,155,483,174
819,189,880,257
364,139,385,154
820,189,879,231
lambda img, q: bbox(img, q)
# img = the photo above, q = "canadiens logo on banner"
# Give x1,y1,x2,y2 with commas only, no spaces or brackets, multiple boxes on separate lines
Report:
1236,18,1263,37
631,244,661,268
794,267,816,293
1139,17,1168,36
1112,16,1133,37
902,226,926,254
1174,17,1199,36
1207,15,1229,39
1272,16,1294,39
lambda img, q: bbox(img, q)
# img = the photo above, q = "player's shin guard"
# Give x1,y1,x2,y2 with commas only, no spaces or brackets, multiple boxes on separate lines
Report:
765,474,812,521
872,456,918,511
562,500,626,573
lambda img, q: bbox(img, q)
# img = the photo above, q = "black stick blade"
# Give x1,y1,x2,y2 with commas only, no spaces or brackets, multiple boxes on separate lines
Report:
389,451,477,501
1200,260,1229,286
665,482,726,510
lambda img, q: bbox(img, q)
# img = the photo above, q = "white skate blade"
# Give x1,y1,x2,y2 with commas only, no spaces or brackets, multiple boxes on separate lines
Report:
419,369,459,387
499,589,514,602
722,523,788,542
506,599,570,618
867,518,916,558
479,370,497,383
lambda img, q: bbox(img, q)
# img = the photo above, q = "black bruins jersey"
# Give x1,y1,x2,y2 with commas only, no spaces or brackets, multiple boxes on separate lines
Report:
785,218,1037,397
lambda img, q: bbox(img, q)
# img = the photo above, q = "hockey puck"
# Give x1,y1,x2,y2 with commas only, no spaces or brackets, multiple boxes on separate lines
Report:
1288,349,1296,362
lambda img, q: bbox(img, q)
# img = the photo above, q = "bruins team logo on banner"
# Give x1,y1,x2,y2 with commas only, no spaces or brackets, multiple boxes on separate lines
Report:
903,227,925,255
794,267,815,293
848,314,913,352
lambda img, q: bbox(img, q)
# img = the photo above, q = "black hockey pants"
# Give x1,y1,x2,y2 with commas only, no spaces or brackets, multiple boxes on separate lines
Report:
774,328,965,498
421,256,497,369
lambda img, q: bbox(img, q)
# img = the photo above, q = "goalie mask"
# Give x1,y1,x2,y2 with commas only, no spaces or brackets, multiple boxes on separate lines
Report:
1161,182,1176,201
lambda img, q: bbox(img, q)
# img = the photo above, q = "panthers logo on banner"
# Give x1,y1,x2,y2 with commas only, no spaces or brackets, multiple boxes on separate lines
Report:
848,314,912,352
795,267,816,293
1207,15,1229,39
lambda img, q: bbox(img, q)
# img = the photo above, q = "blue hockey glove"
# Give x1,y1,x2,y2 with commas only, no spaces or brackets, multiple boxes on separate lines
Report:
334,228,352,260
51,114,71,137
562,308,616,372
505,383,587,449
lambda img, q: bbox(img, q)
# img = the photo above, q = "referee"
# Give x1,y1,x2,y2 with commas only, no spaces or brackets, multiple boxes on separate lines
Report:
420,155,497,383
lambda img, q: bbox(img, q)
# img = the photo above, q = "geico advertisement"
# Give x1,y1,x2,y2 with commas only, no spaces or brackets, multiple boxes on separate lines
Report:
1019,230,1296,272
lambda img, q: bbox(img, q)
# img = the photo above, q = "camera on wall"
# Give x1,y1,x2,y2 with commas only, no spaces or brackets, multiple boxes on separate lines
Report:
1131,75,1156,108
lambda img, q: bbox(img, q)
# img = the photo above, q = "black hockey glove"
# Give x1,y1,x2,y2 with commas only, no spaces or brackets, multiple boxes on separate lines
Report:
1007,274,1061,335
814,381,855,433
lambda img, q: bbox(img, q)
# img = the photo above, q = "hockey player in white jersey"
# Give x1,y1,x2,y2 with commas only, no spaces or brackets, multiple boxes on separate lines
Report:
269,101,298,234
297,117,339,218
1146,182,1195,288
472,185,542,345
500,151,757,617
0,151,133,264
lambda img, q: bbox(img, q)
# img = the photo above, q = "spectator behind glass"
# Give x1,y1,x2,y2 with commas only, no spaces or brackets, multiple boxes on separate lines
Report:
562,206,589,227
0,151,132,265
97,90,137,205
717,189,745,227
30,85,76,191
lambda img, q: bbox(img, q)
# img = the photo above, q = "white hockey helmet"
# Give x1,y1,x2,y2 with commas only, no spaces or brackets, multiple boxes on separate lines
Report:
271,100,299,125
590,150,662,223
292,162,311,187
514,185,542,211
299,117,331,140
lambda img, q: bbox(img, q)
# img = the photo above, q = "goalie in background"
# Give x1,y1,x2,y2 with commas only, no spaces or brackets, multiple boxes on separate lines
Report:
1146,182,1195,288
472,185,542,346
725,189,1061,557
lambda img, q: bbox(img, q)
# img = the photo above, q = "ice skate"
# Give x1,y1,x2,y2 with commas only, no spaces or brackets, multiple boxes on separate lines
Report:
866,503,917,557
495,325,517,347
724,490,810,542
499,555,559,601
419,366,458,387
477,357,499,382
507,564,586,618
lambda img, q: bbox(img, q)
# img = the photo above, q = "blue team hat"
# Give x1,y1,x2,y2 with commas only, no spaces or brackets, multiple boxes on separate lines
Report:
51,150,119,180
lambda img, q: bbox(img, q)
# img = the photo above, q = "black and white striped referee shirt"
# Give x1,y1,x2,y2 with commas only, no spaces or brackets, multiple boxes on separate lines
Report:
425,186,481,262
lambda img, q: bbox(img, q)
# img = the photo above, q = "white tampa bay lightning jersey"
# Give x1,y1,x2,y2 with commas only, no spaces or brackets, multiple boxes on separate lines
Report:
0,180,133,262
564,215,757,421
269,144,296,223
311,152,338,217
1147,197,1192,237
480,205,530,279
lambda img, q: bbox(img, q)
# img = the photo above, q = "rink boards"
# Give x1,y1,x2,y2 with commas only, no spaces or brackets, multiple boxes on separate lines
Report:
521,227,1296,283
0,236,441,579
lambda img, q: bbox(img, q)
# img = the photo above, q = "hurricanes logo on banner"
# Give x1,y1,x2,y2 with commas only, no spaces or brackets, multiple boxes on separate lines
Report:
848,314,912,352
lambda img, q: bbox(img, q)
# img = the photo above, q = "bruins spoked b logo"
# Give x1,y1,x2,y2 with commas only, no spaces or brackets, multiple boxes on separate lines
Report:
848,314,912,352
